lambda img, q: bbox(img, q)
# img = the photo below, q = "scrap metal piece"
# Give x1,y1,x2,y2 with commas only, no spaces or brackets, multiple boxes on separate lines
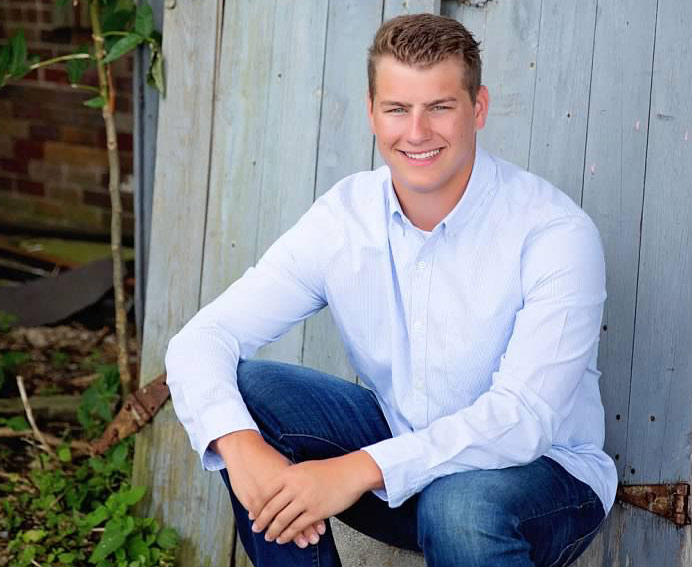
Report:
91,373,170,454
617,483,690,526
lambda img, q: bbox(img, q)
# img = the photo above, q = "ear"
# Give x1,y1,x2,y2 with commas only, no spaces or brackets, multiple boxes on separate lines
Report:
474,85,490,131
366,91,376,134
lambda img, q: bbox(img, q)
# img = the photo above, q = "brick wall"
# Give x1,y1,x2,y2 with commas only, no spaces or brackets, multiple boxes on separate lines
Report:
0,0,134,238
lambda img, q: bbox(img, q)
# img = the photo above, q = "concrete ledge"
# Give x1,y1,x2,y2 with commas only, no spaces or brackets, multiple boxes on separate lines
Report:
332,517,425,566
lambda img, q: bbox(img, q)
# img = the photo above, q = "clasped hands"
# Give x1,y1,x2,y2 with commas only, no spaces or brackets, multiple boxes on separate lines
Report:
214,430,383,549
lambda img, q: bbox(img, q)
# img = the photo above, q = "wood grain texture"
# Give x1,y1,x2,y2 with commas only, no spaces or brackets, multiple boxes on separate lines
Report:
581,0,657,480
625,0,692,486
131,2,232,566
528,0,597,203
252,0,329,365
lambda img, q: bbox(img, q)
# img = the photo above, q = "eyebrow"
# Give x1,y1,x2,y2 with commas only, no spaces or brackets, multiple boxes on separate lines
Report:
379,97,458,108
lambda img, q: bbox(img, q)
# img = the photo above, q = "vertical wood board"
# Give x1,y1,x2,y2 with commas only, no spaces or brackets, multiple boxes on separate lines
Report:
625,0,692,486
580,0,657,479
200,0,278,305
528,0,597,203
253,0,330,365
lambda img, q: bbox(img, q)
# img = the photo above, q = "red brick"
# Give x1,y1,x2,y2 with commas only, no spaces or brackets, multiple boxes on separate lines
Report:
0,158,28,174
61,126,99,146
117,132,132,152
120,151,133,174
44,68,70,85
0,177,15,192
115,77,132,92
83,189,110,208
30,124,60,141
14,139,44,160
13,101,42,120
17,179,44,196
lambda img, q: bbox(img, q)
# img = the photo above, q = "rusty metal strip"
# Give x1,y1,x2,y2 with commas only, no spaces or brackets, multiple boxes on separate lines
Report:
91,373,170,454
617,483,690,526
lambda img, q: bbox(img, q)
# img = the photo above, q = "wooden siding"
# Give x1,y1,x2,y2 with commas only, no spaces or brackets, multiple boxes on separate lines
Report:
135,0,692,565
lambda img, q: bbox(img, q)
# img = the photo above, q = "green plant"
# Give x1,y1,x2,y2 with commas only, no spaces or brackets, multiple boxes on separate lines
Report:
0,350,29,391
0,309,17,332
0,438,179,567
77,364,120,439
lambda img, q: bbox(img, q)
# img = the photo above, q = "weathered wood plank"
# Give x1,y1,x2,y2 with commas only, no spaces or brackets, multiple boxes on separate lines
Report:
625,0,692,486
451,0,541,168
528,0,597,203
302,0,383,381
200,0,278,305
131,2,230,567
580,0,657,481
251,0,330,365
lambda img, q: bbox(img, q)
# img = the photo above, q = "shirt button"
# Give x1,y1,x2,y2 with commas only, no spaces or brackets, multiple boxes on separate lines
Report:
413,320,423,332
417,261,426,270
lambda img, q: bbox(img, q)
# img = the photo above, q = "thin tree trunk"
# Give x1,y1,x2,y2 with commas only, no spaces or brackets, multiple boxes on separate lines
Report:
90,0,132,398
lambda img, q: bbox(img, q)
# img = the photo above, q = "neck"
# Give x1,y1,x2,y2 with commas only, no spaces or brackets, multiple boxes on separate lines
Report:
394,154,475,232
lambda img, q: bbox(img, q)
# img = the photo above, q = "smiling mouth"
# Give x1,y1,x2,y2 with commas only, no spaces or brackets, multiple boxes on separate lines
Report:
400,148,442,160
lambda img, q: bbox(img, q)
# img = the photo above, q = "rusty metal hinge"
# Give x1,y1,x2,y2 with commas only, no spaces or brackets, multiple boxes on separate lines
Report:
616,483,690,526
91,373,170,455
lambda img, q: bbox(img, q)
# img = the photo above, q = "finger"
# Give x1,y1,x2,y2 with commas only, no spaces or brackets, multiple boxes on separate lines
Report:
276,511,314,545
299,526,320,547
252,490,293,534
266,501,305,542
316,520,326,535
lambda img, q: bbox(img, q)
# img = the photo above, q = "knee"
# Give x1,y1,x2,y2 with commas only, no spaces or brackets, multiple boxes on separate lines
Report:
417,474,523,560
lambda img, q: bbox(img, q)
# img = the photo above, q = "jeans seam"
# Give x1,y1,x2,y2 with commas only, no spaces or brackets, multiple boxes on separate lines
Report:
278,432,351,455
518,497,600,524
544,514,605,567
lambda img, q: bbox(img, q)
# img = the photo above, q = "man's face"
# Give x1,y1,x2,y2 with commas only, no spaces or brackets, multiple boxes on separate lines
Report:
367,56,489,203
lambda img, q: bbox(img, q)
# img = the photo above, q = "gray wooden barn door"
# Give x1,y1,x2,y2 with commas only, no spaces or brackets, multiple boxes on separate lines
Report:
444,0,692,565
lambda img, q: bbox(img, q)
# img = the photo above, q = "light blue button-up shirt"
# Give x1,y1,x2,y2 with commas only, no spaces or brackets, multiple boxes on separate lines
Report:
165,146,618,512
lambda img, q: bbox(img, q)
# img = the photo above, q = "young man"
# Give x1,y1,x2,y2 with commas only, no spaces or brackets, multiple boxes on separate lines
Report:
165,14,617,567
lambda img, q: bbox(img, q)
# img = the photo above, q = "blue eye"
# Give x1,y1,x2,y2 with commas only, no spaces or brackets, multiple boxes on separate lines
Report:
431,105,451,111
386,107,406,114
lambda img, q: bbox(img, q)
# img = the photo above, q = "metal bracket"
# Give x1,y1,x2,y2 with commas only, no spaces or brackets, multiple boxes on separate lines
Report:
617,483,690,526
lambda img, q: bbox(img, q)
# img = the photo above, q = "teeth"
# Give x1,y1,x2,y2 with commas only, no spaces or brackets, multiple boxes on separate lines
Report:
404,149,440,160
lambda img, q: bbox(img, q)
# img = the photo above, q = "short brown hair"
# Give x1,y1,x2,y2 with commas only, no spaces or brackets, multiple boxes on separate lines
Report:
367,14,482,102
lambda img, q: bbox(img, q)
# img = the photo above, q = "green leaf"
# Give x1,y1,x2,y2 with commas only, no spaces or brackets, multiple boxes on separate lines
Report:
84,505,110,530
67,45,91,84
126,535,150,563
156,527,179,550
146,47,164,95
103,10,135,34
57,443,72,463
22,529,46,543
7,415,29,431
121,485,146,506
89,518,128,563
135,3,155,38
58,552,76,564
9,30,29,77
103,33,144,64
84,96,106,108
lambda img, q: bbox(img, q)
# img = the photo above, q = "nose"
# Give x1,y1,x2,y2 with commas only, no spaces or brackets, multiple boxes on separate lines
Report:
407,109,431,144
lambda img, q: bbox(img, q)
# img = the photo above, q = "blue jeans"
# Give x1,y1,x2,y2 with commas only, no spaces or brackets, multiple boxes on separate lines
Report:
219,360,605,567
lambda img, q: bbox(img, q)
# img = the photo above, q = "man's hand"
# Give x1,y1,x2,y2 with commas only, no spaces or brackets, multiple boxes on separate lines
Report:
212,431,326,548
251,451,384,545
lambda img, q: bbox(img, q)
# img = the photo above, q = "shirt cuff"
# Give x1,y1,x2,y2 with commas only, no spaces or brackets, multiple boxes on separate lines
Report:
362,433,425,508
195,399,260,471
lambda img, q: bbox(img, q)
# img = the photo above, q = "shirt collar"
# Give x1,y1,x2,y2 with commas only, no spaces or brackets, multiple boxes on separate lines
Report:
386,144,496,236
